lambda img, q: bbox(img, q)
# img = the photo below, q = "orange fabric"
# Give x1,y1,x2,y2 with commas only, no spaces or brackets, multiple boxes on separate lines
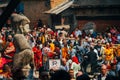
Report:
0,70,2,73
117,46,120,57
104,48,113,61
49,43,55,52
62,47,68,59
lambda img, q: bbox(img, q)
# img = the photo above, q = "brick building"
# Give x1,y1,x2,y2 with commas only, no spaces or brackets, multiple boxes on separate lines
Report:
0,0,50,28
22,0,50,27
45,0,120,32
1,0,120,32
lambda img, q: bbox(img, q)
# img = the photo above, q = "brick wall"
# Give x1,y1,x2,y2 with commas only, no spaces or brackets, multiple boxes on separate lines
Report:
23,1,50,27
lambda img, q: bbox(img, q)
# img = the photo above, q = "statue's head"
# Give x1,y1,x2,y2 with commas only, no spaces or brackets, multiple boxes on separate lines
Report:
11,13,31,34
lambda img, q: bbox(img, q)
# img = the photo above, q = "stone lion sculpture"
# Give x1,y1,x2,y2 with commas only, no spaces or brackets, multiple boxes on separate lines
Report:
12,34,34,80
11,13,31,34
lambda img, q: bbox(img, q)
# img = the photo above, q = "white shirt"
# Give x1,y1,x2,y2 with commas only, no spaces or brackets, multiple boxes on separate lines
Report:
70,62,81,78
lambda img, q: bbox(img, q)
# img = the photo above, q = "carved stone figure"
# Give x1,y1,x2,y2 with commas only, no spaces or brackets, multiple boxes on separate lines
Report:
12,34,34,80
10,13,34,79
11,13,31,34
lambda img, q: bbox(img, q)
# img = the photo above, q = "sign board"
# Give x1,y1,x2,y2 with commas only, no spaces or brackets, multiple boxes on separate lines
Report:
55,25,70,30
49,59,61,70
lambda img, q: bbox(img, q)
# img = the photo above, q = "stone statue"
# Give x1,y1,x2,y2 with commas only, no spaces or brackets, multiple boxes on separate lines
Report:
12,34,34,80
10,13,34,80
11,13,31,34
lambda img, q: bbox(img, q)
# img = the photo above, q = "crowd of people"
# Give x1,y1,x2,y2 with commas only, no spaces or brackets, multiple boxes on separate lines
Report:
0,19,120,80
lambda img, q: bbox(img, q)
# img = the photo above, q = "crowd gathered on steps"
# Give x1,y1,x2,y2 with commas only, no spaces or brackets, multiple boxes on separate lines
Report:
0,22,120,80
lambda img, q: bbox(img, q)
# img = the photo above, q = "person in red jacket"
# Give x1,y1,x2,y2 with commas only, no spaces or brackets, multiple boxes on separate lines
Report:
32,44,42,70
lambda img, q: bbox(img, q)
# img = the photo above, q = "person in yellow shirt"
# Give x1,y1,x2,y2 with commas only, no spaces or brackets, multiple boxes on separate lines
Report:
109,42,117,62
39,33,45,44
48,40,55,52
104,42,114,65
61,43,69,60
